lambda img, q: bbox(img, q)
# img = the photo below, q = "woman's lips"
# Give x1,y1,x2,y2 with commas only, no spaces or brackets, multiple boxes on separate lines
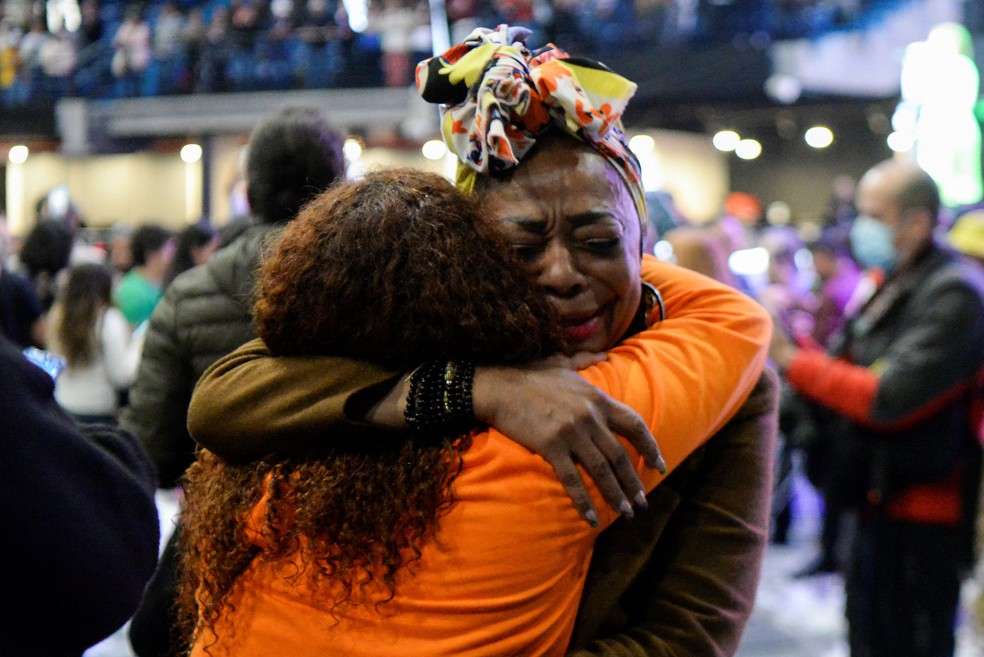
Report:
562,312,604,343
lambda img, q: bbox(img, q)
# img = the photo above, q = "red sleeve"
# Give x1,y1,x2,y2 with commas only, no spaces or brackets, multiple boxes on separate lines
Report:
786,348,971,431
786,348,878,425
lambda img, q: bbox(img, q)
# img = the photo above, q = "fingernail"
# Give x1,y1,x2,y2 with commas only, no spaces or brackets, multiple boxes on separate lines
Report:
655,454,667,474
634,490,648,510
585,509,600,527
620,500,634,519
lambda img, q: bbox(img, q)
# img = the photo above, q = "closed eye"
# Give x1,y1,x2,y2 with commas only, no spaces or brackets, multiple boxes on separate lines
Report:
583,238,621,254
511,244,544,262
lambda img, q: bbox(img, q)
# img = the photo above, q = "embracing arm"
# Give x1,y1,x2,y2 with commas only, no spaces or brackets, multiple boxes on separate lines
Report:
189,255,771,515
189,338,405,458
573,256,771,525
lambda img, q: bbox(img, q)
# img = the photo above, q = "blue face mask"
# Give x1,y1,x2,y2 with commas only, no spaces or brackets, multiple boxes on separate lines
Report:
850,214,898,272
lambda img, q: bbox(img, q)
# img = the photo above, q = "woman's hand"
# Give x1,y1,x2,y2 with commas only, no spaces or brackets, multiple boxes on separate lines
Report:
472,355,665,526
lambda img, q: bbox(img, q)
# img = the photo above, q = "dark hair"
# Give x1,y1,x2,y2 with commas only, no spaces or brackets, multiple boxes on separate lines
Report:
51,263,113,367
178,169,565,646
20,219,73,278
164,222,216,288
19,220,75,311
254,170,565,366
245,107,346,225
129,224,174,267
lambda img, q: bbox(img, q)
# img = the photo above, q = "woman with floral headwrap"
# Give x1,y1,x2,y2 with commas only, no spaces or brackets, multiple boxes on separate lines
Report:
182,26,776,656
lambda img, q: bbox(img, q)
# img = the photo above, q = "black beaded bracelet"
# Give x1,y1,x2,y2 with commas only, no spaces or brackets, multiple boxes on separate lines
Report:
405,359,476,435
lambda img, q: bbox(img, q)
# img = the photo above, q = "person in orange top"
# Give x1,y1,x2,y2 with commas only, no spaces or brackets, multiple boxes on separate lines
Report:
770,158,984,657
179,165,769,656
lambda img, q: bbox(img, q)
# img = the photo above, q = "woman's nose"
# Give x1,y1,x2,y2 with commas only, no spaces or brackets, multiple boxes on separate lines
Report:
537,242,586,297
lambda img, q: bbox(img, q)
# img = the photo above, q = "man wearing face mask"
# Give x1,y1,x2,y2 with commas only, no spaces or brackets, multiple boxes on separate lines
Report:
771,158,984,657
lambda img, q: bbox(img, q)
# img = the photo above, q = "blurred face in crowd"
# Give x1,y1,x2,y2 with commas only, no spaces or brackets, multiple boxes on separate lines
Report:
191,235,220,267
146,237,178,275
810,247,838,282
480,137,643,353
854,163,934,271
110,233,133,273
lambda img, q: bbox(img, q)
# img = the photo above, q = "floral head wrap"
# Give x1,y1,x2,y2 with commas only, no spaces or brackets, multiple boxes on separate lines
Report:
415,25,648,226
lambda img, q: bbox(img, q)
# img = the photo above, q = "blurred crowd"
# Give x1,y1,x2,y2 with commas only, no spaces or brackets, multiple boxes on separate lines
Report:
654,174,984,614
0,191,248,425
0,0,873,105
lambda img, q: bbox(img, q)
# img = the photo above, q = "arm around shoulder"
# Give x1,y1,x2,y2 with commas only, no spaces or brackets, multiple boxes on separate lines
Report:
188,338,403,462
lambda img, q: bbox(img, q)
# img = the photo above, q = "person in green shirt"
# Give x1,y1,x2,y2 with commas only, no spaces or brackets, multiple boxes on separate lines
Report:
114,224,175,327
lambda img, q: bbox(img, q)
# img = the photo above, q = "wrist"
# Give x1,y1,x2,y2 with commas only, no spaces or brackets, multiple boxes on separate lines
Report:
471,365,501,425
404,360,477,435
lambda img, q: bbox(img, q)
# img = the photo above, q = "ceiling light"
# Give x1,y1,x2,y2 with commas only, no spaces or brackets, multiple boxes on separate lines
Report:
712,130,741,152
804,126,833,149
734,139,762,160
7,145,28,164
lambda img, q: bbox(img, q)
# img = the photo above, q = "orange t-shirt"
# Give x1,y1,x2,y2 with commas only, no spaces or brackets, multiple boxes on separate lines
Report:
191,256,771,657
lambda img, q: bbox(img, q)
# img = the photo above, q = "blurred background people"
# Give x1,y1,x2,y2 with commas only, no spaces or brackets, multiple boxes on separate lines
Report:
108,222,135,286
114,223,176,328
662,223,742,289
17,218,73,312
949,209,984,269
162,221,219,289
806,229,863,348
0,217,45,348
46,262,142,425
771,159,984,657
112,6,153,97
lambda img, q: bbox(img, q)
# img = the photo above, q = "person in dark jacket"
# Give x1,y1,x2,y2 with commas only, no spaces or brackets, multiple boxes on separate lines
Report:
0,220,46,348
0,334,159,656
771,158,984,657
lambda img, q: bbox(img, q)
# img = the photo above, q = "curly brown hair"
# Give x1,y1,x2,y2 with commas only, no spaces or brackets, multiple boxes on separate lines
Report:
177,169,567,648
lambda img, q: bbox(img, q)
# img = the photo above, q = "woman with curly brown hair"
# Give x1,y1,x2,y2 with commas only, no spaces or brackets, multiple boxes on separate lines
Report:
181,168,564,653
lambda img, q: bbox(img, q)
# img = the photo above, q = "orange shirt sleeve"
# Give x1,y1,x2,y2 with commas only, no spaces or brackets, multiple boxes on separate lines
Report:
578,255,772,526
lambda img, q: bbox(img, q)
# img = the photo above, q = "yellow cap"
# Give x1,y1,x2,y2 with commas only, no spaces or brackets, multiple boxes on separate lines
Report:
948,210,984,259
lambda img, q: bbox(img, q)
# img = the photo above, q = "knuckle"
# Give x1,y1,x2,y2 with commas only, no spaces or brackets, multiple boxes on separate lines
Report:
559,472,584,491
583,456,610,476
611,451,633,471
